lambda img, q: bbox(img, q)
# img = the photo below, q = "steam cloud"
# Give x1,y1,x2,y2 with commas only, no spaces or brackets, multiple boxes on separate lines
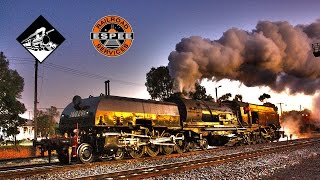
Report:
168,20,320,94
312,94,320,126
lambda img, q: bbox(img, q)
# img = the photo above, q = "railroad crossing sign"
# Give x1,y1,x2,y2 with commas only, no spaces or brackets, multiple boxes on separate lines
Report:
16,15,65,63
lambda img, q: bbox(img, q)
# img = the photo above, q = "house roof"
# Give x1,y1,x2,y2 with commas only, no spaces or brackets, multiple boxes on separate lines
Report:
24,120,34,126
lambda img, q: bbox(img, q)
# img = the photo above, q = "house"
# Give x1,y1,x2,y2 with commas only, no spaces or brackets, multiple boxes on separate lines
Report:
0,120,34,141
16,120,34,141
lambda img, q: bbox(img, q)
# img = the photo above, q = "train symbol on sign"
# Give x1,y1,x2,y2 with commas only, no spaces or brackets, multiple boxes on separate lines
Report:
17,15,65,63
21,27,57,51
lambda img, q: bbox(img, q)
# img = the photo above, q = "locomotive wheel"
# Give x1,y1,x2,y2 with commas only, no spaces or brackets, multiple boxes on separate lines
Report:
256,135,263,144
162,145,174,155
243,134,250,145
77,143,94,163
129,146,145,159
175,133,186,153
161,132,174,155
114,148,125,160
146,144,160,157
201,138,209,150
187,141,196,152
57,147,69,164
251,133,257,144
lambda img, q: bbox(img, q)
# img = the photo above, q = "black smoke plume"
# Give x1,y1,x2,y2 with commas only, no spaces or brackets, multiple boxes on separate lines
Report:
168,20,320,94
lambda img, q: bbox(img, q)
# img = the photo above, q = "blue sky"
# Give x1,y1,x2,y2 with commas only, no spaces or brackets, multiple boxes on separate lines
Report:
1,0,320,118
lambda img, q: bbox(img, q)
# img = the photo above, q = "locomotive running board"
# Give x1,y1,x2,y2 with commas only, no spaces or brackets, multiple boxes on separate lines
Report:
205,127,246,131
149,136,184,146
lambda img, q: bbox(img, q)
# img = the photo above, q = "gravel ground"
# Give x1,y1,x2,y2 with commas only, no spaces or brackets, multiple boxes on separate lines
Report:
269,152,320,179
15,140,318,180
149,143,320,180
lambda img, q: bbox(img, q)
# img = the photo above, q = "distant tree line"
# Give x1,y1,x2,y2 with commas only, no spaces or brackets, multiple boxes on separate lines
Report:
36,106,60,137
145,66,278,112
145,66,213,101
145,66,246,102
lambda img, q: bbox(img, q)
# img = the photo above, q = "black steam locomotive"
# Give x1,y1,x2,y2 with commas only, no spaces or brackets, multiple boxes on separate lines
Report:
36,82,282,164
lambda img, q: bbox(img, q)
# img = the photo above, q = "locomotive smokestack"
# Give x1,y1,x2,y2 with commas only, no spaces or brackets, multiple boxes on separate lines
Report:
105,80,110,96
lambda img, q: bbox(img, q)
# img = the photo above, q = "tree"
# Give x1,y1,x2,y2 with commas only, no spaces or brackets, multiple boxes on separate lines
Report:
37,106,60,137
218,93,232,101
234,94,243,102
0,52,26,143
188,83,213,100
145,66,213,101
145,66,173,101
259,93,271,102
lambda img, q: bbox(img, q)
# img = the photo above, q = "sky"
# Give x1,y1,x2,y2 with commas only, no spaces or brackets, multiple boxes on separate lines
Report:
1,0,320,119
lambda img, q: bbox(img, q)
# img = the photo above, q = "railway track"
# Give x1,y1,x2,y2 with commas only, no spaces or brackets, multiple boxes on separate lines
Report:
0,155,57,165
0,138,318,179
0,162,61,173
0,163,63,180
77,138,320,180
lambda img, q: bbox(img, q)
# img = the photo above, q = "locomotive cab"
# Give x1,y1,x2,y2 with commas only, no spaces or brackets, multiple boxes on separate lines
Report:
168,98,241,146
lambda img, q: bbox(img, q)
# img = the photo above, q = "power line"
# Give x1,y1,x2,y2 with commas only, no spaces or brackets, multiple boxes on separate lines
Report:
26,107,65,109
7,57,145,87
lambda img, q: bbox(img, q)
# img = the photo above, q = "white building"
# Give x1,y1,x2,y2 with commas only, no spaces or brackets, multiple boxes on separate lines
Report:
0,120,34,141
16,120,34,141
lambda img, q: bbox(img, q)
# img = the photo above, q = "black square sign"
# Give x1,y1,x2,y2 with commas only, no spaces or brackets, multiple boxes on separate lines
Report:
17,15,65,63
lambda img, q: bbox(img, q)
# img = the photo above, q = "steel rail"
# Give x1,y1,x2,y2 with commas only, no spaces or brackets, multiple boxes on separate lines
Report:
0,138,317,179
77,139,320,180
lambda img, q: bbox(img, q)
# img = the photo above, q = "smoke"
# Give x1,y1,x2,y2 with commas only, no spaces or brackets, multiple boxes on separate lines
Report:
311,94,320,127
168,19,320,94
281,116,310,139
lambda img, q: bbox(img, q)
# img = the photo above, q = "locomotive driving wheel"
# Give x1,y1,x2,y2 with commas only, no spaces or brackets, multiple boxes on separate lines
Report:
77,143,94,163
251,133,258,144
201,138,209,150
129,145,145,158
186,141,196,152
145,130,160,157
114,148,125,160
175,133,187,153
146,143,160,157
161,132,174,155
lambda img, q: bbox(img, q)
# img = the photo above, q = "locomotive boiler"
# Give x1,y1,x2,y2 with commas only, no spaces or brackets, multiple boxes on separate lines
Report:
35,82,282,164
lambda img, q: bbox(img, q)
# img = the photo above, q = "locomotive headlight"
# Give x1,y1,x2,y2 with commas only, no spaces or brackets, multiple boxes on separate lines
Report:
61,114,65,118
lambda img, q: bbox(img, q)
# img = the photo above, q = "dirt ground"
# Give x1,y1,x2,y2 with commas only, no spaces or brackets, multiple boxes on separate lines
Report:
0,145,52,159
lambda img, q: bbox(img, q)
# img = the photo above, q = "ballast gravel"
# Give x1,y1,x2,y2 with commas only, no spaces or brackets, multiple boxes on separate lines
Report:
149,143,320,180
13,139,320,180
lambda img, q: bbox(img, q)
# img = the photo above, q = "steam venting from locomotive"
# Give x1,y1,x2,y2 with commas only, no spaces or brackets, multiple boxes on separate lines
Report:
311,95,320,126
168,19,320,94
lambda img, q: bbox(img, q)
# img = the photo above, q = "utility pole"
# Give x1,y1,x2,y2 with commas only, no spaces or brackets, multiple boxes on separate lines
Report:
278,102,285,138
277,102,284,116
34,60,38,142
215,85,222,102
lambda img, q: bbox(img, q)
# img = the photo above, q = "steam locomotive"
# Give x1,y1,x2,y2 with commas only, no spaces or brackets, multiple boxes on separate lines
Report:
36,82,282,164
21,27,57,51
